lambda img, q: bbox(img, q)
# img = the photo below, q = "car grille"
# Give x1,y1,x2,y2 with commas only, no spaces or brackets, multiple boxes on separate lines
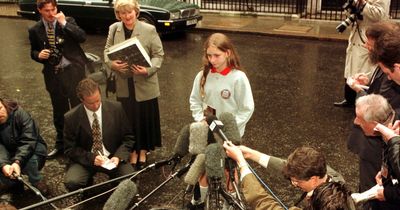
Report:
181,8,197,18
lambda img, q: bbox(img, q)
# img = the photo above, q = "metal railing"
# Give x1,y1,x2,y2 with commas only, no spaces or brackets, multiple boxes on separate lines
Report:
184,0,400,20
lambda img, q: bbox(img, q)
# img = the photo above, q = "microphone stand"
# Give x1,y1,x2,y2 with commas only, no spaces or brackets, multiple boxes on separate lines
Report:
20,166,152,210
209,179,245,210
129,157,195,210
226,158,245,209
14,174,58,209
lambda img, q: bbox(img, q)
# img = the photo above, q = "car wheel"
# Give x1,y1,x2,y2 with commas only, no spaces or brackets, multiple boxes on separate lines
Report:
138,14,155,26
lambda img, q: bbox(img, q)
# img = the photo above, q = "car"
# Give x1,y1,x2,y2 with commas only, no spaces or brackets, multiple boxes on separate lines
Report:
17,0,202,33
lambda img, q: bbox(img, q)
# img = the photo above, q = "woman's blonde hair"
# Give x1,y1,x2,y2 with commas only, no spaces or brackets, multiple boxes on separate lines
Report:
114,0,140,20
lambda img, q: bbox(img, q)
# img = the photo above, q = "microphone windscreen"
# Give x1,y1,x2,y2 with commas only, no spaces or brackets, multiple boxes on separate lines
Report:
173,124,190,157
103,179,138,210
189,122,208,155
184,154,206,185
205,143,225,180
219,112,241,145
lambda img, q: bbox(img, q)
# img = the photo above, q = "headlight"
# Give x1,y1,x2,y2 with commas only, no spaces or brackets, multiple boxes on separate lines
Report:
170,11,180,19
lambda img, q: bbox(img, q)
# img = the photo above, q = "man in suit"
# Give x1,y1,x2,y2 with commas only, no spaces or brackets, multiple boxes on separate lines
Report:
63,78,135,191
223,143,355,210
28,0,88,158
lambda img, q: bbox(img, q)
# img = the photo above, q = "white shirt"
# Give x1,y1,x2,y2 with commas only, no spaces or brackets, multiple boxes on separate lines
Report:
189,69,254,137
84,104,110,157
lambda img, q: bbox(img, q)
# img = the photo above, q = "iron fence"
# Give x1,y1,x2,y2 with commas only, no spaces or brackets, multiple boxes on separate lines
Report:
184,0,400,20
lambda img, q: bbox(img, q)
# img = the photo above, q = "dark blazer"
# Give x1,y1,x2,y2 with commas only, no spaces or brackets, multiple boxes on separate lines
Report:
28,17,88,92
63,100,135,168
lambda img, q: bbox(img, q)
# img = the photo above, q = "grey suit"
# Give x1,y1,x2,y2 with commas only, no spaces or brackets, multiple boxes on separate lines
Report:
63,100,135,191
104,21,164,101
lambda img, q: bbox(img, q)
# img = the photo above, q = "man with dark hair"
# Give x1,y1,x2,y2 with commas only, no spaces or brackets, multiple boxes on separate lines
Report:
371,29,400,86
63,78,135,191
0,98,48,207
334,0,389,107
223,143,355,209
28,0,88,158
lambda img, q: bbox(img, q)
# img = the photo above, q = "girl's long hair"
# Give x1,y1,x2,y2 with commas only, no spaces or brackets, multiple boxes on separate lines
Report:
200,33,241,97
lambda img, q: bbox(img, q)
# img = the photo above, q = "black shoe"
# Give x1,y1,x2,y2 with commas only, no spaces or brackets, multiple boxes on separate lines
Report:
136,161,147,170
186,202,205,210
47,148,63,159
333,99,354,107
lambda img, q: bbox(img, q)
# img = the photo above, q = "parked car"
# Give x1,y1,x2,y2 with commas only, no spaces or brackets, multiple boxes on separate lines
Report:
17,0,202,33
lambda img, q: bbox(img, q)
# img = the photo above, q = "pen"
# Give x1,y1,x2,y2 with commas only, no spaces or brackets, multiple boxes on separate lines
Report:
97,151,106,161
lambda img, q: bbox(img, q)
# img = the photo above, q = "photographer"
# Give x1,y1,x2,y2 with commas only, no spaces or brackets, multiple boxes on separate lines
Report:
334,0,389,107
28,0,88,158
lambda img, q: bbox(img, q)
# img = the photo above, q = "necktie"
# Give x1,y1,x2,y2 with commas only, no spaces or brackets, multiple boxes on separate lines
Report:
92,113,103,154
47,22,56,49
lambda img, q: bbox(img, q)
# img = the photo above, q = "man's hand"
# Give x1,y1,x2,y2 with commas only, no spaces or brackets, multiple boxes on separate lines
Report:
110,157,120,167
2,163,20,179
238,145,257,160
223,141,246,165
94,155,106,166
54,11,67,26
111,60,129,73
10,163,20,178
38,49,51,60
354,73,369,86
376,188,385,201
375,171,383,185
131,65,148,76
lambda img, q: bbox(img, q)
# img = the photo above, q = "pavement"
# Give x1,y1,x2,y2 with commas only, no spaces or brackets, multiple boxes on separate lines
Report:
0,2,350,41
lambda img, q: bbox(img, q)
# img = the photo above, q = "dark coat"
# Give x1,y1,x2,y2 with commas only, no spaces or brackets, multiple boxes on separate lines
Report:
0,107,47,169
63,100,135,168
382,136,400,204
28,17,88,93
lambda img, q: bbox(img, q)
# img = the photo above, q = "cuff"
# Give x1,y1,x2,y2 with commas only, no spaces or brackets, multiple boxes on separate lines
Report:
258,154,271,168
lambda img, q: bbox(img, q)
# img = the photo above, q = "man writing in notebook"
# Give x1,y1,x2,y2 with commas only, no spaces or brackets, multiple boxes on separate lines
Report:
63,78,135,191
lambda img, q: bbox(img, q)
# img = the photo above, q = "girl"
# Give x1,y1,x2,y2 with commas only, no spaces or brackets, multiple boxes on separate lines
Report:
188,33,254,208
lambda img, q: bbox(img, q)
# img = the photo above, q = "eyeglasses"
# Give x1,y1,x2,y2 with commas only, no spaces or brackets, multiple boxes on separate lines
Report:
290,178,308,186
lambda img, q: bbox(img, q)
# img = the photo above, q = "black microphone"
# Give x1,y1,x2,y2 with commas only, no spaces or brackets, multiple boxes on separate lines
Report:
103,179,138,210
184,153,206,185
189,122,209,155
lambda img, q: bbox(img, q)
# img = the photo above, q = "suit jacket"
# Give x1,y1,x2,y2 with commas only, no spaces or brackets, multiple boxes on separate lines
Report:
28,17,88,92
104,21,164,101
63,100,135,168
242,174,301,210
242,157,346,210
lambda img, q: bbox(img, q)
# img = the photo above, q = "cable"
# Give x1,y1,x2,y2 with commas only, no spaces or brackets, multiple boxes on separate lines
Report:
247,165,289,210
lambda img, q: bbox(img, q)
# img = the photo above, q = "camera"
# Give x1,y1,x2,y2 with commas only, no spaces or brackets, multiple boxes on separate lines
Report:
47,37,64,66
336,0,364,33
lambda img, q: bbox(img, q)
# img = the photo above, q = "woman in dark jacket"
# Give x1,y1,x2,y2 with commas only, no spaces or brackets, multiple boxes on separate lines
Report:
0,98,47,193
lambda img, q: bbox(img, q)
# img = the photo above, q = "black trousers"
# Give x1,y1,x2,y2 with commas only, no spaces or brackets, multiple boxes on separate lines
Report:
45,63,85,149
344,79,357,105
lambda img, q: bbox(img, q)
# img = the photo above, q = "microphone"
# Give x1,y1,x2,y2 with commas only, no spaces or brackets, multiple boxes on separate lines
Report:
184,154,206,185
103,179,138,210
219,112,241,145
205,143,225,181
208,113,241,145
189,122,209,155
173,124,190,157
